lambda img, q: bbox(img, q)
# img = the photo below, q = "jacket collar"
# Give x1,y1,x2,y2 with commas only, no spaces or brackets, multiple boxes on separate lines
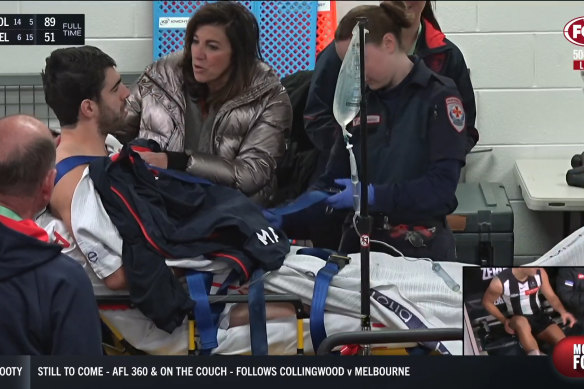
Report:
0,205,22,221
416,18,447,53
219,61,282,113
373,56,434,98
408,56,435,87
0,215,49,243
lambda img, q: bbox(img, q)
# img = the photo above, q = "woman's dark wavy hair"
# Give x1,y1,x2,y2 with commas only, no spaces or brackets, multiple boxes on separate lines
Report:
182,1,262,107
335,2,412,50
421,1,441,31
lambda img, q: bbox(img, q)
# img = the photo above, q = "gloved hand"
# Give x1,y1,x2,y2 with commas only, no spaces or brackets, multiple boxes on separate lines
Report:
324,178,374,210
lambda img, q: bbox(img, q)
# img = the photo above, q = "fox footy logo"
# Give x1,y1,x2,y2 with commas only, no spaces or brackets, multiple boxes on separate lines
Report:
552,336,584,378
564,17,584,46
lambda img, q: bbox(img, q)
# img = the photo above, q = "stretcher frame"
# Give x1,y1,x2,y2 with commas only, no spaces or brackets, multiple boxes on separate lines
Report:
97,294,309,356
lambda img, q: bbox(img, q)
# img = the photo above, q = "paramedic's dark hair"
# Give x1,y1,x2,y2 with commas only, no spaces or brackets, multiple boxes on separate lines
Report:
42,46,117,127
182,1,262,108
335,3,412,50
0,117,55,196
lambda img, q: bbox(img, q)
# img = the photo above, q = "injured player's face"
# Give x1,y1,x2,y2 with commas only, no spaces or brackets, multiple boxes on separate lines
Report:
96,67,130,136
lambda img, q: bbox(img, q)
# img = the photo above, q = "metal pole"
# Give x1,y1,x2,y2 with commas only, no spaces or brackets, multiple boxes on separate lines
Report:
355,16,373,356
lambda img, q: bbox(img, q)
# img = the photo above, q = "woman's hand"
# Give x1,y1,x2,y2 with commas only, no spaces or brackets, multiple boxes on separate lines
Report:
136,151,168,169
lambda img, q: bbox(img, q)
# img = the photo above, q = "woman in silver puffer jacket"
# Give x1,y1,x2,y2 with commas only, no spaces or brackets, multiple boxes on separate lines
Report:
116,2,292,206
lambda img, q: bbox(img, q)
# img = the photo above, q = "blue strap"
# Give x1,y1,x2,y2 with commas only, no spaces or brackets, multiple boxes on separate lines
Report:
310,261,342,352
186,271,217,352
248,269,268,355
297,247,335,261
267,190,331,216
55,155,103,185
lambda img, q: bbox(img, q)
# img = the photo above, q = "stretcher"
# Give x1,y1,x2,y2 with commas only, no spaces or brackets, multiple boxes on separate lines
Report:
95,223,584,356
89,247,465,356
98,294,309,356
34,166,464,356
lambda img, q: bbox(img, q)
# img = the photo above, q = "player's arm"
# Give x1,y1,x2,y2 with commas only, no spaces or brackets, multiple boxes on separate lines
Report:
539,268,577,327
103,267,128,290
483,277,515,334
482,277,506,323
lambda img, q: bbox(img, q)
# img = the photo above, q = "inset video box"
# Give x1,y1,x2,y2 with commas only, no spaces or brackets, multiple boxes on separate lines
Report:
0,14,84,45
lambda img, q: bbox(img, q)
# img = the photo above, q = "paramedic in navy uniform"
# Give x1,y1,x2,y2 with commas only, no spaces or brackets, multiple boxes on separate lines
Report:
317,2,466,261
483,268,576,356
305,1,478,181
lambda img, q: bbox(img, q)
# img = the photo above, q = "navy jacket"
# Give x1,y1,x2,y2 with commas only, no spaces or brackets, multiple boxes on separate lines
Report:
88,146,289,333
556,267,584,320
304,18,477,158
0,220,102,355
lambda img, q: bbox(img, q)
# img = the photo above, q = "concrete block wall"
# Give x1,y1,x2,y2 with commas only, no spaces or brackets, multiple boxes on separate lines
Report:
1,1,583,261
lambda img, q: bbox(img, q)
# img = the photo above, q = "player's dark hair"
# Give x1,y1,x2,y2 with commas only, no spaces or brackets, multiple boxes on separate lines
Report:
42,45,116,127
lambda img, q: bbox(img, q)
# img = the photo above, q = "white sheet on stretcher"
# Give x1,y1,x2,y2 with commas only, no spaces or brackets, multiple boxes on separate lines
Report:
524,226,584,266
264,248,464,355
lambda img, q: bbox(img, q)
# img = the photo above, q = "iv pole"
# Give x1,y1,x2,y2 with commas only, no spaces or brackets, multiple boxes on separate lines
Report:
355,16,373,356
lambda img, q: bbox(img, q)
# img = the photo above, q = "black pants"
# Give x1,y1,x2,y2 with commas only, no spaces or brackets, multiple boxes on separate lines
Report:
338,214,457,262
281,200,349,250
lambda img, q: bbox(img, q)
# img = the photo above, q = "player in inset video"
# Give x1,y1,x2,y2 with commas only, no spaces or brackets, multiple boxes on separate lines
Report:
482,267,577,355
555,267,584,336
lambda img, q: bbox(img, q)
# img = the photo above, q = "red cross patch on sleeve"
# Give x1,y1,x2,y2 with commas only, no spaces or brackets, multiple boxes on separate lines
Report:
445,96,465,133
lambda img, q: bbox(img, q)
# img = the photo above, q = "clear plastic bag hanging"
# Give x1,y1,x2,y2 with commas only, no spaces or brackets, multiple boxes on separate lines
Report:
332,23,368,215
333,23,364,139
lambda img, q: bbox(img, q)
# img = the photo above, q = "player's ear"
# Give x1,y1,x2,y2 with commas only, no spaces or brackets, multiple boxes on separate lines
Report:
79,98,98,120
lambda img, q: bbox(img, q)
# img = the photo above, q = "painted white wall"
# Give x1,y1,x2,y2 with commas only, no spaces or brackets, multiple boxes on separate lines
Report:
1,1,583,260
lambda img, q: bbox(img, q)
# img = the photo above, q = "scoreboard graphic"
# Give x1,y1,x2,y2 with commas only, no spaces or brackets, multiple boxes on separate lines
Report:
0,14,84,45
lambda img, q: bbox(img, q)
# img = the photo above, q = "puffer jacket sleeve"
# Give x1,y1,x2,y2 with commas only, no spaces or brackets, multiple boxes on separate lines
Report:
186,86,292,197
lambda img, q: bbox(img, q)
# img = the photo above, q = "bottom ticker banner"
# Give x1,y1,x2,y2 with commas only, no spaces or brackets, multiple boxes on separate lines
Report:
0,355,582,389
